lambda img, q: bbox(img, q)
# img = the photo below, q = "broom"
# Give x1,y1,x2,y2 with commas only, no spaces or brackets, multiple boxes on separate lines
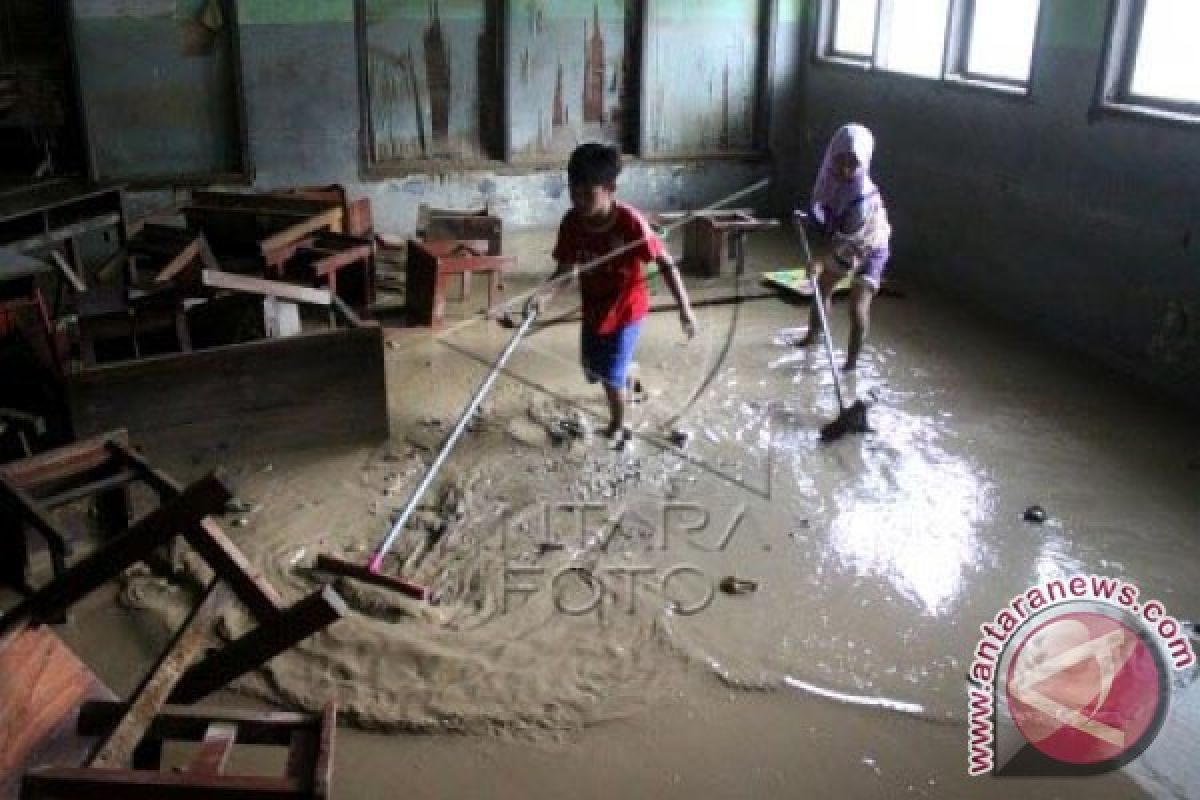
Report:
792,212,872,443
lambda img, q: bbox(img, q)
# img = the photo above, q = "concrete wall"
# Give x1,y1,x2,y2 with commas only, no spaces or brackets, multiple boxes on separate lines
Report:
768,0,1200,405
75,0,769,238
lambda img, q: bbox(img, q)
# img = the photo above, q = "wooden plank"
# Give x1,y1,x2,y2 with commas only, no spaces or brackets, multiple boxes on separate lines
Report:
0,431,126,491
283,730,316,786
183,518,285,622
258,209,343,258
310,244,372,279
11,213,122,255
67,325,389,453
0,478,69,581
39,468,139,509
170,586,348,705
0,475,231,635
22,767,304,799
185,723,238,775
313,702,336,799
202,270,332,306
330,296,364,329
89,580,231,769
104,439,181,500
152,236,203,284
0,625,116,800
50,250,87,293
78,703,314,746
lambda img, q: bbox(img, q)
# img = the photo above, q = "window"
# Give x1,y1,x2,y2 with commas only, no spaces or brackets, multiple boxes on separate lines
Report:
961,0,1041,84
817,0,1043,90
1101,0,1200,119
830,0,877,59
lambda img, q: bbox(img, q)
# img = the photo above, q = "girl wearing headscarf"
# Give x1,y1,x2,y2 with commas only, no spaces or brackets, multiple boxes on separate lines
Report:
797,123,892,371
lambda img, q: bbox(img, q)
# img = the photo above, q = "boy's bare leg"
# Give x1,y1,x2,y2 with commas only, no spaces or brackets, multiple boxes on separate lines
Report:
603,384,627,438
844,283,876,371
797,266,840,347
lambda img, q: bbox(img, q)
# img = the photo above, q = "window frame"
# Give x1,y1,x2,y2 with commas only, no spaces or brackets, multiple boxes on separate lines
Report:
815,0,1044,97
1096,0,1200,125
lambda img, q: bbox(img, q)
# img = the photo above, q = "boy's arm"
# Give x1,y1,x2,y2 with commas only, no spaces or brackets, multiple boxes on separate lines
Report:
528,261,573,312
655,253,697,338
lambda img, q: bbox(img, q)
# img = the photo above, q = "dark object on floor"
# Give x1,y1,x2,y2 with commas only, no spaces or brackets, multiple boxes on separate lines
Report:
1024,505,1048,524
719,576,758,595
818,398,872,443
668,428,692,449
792,214,872,444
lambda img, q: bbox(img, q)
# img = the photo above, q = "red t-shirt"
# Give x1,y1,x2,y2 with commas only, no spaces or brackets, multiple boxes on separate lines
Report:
552,202,664,335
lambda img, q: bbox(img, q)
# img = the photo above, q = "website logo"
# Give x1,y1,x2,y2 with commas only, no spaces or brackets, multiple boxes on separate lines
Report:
967,576,1195,777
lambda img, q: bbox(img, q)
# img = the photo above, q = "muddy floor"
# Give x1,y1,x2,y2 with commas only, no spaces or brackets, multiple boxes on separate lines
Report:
45,229,1200,798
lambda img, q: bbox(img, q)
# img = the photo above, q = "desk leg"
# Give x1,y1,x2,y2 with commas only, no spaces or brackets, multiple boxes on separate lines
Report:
433,274,448,327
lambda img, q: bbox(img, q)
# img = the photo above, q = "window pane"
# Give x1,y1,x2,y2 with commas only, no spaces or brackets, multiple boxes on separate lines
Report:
966,0,1039,82
833,0,878,57
1130,0,1200,103
879,0,951,78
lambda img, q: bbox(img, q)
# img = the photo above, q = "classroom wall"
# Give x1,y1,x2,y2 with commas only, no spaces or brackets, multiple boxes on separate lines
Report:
768,0,1200,405
71,0,770,237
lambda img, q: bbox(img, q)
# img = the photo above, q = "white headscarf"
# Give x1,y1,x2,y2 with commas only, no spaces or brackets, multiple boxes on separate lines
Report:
811,124,878,219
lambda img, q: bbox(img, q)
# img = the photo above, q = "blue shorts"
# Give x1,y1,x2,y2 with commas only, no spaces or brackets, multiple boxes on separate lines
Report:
581,320,643,390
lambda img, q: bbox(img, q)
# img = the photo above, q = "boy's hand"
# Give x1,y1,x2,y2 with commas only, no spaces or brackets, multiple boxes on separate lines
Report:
525,290,547,316
680,306,697,339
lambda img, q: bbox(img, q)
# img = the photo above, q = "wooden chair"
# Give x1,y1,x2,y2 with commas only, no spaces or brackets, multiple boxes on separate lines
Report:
405,239,515,328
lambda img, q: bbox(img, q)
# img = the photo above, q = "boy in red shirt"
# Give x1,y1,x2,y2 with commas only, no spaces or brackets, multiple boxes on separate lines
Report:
532,143,696,440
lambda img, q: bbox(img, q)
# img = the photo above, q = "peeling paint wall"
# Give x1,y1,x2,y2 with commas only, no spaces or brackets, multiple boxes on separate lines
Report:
769,0,1200,405
234,0,769,236
81,0,769,253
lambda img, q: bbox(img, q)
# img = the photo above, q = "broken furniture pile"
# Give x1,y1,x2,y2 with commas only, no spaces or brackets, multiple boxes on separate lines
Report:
0,181,390,452
0,430,345,799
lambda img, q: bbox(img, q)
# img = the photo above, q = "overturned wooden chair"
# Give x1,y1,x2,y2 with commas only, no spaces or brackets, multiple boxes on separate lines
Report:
1,618,337,800
0,461,345,799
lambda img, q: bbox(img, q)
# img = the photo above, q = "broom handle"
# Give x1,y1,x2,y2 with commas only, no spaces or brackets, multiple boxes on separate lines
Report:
368,308,539,573
793,213,847,412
